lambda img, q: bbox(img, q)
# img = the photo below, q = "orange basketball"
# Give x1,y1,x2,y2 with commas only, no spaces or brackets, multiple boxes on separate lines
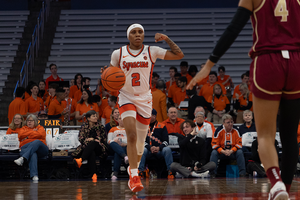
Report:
101,67,126,91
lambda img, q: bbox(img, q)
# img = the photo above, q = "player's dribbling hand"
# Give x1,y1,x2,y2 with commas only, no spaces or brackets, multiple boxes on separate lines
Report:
100,65,108,73
155,33,168,42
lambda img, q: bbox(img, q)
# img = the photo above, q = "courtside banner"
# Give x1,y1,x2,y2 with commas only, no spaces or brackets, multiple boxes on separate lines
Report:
0,134,19,150
242,132,281,148
52,133,77,150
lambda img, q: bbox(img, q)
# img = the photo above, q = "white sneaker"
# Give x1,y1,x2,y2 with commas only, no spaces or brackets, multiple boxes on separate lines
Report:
111,175,118,180
14,157,24,166
32,176,39,181
191,170,210,178
268,181,289,200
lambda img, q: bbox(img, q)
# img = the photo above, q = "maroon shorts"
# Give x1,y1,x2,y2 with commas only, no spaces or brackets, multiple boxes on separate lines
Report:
250,51,300,100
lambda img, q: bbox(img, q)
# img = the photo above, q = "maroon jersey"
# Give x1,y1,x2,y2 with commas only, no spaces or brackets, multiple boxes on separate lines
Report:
249,0,300,57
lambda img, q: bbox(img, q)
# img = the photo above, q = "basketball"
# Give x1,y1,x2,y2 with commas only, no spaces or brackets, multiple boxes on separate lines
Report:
101,67,126,91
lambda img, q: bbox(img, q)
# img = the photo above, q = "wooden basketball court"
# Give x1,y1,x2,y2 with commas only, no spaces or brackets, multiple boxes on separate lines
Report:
1,177,300,199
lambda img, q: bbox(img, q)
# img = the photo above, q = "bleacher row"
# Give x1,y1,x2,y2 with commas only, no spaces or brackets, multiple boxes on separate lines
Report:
0,126,282,179
0,11,29,94
44,8,253,91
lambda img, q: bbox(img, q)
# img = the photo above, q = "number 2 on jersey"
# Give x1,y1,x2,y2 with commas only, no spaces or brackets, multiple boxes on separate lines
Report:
274,0,289,22
131,73,140,86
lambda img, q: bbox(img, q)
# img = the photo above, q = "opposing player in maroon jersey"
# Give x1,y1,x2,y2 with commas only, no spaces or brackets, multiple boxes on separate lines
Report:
187,0,300,199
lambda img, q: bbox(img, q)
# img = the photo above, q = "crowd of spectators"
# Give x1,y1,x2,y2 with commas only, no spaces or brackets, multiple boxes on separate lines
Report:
6,61,290,181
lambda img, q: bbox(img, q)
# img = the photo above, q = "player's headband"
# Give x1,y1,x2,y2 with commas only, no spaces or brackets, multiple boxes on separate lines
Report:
127,24,144,39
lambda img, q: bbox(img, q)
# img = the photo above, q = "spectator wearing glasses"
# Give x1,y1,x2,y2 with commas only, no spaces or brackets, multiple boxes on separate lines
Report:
14,114,49,181
210,114,246,177
6,114,25,135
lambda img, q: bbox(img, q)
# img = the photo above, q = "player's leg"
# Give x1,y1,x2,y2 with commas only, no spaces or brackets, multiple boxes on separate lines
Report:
123,116,138,170
253,95,288,199
279,98,300,193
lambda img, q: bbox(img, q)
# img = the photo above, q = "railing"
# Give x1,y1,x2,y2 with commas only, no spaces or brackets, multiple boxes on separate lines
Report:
13,0,50,99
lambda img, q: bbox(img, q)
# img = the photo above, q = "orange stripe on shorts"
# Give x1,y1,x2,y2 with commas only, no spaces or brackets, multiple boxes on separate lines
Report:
136,113,150,125
118,103,136,115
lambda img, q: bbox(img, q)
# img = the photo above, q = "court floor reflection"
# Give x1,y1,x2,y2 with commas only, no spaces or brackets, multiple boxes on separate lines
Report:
0,177,299,200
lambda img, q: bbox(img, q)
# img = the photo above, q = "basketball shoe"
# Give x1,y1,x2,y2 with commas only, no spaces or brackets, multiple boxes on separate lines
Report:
268,181,289,200
127,166,144,192
74,158,82,168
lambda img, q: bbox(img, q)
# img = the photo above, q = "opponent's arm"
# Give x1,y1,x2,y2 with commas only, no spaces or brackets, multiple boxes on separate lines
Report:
155,33,184,60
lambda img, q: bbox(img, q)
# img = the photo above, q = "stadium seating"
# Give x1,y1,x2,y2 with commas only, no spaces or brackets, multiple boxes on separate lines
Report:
0,11,29,94
45,8,252,90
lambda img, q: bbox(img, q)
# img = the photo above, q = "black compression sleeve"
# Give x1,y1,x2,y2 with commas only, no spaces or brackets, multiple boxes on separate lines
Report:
209,7,252,63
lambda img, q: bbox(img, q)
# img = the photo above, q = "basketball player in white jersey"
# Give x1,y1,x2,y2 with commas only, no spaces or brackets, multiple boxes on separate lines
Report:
109,23,184,192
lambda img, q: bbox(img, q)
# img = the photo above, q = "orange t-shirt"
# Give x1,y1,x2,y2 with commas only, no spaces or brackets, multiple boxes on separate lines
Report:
238,93,253,111
8,97,26,124
218,75,231,87
74,90,83,103
166,80,176,91
25,96,44,114
173,89,188,106
69,85,80,99
48,99,67,122
18,125,46,147
98,98,108,117
181,73,193,84
24,92,31,101
198,82,226,101
6,127,22,135
76,102,99,122
45,95,56,109
102,106,112,124
168,84,181,98
45,75,63,90
150,83,157,92
162,118,185,136
197,76,209,87
207,95,230,111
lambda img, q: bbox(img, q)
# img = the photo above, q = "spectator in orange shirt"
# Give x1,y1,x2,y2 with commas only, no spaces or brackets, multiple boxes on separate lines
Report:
207,84,230,124
198,71,226,102
234,83,253,123
162,107,185,136
152,80,168,122
75,90,99,125
166,66,177,93
217,66,234,103
150,72,159,92
13,114,48,181
44,83,58,109
8,87,26,124
74,77,92,103
45,64,64,90
37,80,48,102
188,65,198,78
63,84,77,125
167,72,181,107
101,96,117,126
24,84,44,117
69,73,83,99
48,88,68,122
180,61,192,84
6,114,24,135
233,73,250,101
173,77,188,107
24,81,36,101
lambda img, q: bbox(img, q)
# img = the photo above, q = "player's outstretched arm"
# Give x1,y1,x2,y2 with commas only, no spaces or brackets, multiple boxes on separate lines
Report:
187,1,253,90
155,33,184,60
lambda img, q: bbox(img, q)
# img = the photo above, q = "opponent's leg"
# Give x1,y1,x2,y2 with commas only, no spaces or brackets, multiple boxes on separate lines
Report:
279,98,300,193
253,95,288,200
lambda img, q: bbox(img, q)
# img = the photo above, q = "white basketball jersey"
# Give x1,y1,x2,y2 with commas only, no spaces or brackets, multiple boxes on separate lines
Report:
119,45,154,94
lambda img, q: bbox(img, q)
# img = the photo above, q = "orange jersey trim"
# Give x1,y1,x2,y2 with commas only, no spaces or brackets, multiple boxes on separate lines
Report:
136,112,150,125
126,45,144,57
118,103,136,115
